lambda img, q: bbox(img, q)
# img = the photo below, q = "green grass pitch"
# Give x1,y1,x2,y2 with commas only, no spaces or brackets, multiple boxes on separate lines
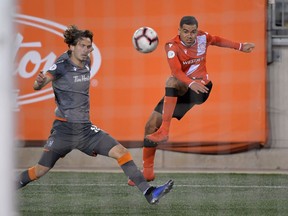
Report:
17,172,288,215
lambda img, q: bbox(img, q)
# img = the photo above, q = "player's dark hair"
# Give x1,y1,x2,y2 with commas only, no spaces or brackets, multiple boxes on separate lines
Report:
63,25,93,46
180,16,198,28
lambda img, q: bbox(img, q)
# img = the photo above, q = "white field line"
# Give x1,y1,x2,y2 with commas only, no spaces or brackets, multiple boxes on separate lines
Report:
29,183,288,189
50,169,288,175
16,169,288,175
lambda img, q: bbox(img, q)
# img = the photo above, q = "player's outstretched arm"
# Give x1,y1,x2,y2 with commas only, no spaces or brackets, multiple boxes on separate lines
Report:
33,71,52,90
241,42,255,53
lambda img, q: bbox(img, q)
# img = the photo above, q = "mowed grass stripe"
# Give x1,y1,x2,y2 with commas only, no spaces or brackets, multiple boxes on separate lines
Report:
28,182,288,189
18,172,288,216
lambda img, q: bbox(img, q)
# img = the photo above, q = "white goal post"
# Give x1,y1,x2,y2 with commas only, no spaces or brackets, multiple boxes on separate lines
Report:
0,0,16,214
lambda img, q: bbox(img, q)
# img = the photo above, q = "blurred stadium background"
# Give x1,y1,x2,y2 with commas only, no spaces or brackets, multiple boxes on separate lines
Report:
9,0,288,215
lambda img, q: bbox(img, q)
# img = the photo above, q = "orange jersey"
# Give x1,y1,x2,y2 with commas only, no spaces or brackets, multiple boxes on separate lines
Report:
165,30,242,86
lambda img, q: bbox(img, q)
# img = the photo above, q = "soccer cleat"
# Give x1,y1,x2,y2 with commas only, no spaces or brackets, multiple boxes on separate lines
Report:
145,180,174,204
146,128,169,143
17,181,25,189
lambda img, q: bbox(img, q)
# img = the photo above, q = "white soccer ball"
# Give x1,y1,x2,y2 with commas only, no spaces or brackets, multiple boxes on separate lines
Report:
132,27,159,53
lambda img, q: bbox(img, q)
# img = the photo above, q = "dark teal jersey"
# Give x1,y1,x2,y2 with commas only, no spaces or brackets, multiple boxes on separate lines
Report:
47,52,91,123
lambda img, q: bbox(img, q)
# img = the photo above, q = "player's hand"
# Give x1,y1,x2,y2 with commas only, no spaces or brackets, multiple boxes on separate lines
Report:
241,43,255,53
36,71,46,86
189,81,209,94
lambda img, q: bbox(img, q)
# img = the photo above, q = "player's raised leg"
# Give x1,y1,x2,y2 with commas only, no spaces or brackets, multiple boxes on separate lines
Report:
146,87,178,143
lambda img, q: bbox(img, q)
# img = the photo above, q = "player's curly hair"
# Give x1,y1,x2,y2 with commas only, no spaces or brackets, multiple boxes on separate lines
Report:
63,25,93,46
180,16,198,28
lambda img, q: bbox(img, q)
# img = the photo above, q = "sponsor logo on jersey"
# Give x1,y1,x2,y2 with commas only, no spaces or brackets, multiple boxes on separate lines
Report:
183,56,204,65
13,14,102,110
73,74,90,82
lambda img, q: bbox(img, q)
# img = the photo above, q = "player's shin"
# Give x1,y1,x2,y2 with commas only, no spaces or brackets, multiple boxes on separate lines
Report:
146,87,177,142
160,88,178,132
118,152,150,193
142,139,157,181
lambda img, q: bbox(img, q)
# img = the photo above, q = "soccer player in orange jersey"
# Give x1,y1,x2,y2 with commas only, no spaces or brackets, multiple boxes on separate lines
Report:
128,16,255,186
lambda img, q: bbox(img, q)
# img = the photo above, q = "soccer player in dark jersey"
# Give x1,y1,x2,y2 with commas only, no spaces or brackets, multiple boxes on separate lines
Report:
128,16,255,186
17,25,173,204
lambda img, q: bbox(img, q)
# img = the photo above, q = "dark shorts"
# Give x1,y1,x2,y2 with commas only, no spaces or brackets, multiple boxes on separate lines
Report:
38,120,119,167
154,81,213,120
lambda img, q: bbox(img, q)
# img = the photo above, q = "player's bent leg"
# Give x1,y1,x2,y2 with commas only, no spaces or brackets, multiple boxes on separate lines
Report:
146,88,178,143
146,78,188,143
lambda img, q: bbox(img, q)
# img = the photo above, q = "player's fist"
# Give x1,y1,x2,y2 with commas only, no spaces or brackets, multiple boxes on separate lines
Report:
188,81,209,94
36,71,46,85
241,43,255,53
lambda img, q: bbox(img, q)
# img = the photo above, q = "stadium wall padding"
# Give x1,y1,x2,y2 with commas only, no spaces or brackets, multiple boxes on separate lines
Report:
15,0,267,154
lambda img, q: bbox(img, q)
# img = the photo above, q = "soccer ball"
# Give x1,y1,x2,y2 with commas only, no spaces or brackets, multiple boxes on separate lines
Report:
132,27,159,53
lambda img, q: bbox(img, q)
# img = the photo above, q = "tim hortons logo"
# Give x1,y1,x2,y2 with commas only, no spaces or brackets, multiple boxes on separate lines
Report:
13,14,101,111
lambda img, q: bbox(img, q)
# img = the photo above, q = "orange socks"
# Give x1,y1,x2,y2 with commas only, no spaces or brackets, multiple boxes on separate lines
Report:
28,166,38,181
142,147,156,181
143,147,156,169
117,152,133,166
143,87,178,177
146,94,177,143
160,96,177,132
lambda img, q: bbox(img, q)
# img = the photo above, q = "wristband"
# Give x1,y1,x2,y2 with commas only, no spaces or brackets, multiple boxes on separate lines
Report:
239,43,243,51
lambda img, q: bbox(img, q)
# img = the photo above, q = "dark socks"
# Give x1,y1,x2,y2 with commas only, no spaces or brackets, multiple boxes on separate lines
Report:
121,160,150,193
17,170,32,189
